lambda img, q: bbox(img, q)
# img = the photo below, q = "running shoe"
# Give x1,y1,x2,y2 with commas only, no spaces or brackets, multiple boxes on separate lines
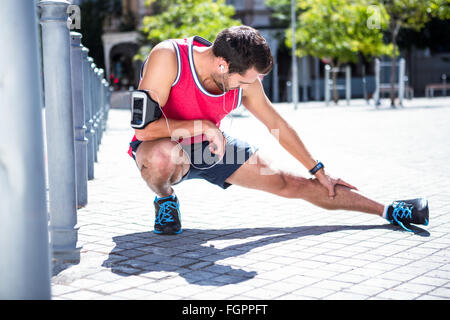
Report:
386,198,429,232
153,194,182,235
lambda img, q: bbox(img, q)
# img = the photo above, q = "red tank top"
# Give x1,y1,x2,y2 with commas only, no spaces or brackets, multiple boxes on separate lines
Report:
128,36,243,158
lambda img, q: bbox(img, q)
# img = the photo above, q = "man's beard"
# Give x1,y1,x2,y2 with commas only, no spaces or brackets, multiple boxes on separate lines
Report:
212,73,228,93
212,73,240,93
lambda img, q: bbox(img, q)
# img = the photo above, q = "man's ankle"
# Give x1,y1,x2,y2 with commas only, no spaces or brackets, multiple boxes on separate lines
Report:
156,189,175,199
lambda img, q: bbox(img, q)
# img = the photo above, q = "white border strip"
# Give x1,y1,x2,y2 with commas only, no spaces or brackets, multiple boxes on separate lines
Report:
236,88,243,109
170,40,181,87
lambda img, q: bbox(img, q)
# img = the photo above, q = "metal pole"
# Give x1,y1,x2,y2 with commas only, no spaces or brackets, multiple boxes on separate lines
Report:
346,65,351,106
374,58,380,107
442,74,447,97
362,64,369,105
301,56,309,102
97,69,105,146
39,0,81,263
70,32,88,208
94,68,102,148
88,57,98,164
102,80,109,132
291,0,298,110
90,61,99,163
105,85,112,126
325,64,331,106
82,48,95,180
273,55,279,103
93,67,100,154
314,57,320,101
108,86,113,122
0,0,51,300
399,58,405,107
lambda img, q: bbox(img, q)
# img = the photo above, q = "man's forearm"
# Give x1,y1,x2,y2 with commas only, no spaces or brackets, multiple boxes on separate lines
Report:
135,118,212,141
272,119,318,172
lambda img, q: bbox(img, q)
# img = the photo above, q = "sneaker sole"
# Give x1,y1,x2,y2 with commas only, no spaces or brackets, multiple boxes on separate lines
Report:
153,229,183,235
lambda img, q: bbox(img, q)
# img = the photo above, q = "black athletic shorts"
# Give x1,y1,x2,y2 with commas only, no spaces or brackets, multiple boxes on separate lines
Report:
130,132,258,189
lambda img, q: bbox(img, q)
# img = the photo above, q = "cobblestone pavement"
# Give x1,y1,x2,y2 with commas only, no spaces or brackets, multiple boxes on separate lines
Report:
51,97,450,300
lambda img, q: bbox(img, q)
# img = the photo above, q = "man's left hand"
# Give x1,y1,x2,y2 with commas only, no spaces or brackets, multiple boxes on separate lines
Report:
314,170,359,200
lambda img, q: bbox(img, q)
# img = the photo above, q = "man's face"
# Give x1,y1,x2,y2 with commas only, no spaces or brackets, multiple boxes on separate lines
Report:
213,67,261,93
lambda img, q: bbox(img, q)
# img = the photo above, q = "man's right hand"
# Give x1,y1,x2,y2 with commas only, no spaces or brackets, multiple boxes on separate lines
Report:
203,121,226,158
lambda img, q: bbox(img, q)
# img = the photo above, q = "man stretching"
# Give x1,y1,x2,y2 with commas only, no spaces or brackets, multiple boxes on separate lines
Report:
128,26,429,235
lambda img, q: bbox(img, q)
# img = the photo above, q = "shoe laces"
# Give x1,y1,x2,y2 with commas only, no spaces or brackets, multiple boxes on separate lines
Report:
155,198,179,226
391,201,413,232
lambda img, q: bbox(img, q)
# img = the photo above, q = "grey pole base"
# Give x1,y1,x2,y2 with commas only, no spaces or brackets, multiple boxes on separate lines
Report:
52,249,81,264
51,225,82,263
75,137,88,207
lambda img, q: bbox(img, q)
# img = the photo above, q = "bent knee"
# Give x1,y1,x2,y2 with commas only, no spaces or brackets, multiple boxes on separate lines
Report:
137,140,183,171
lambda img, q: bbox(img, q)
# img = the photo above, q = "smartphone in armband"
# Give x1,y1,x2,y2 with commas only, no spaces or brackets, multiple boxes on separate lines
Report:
130,90,162,129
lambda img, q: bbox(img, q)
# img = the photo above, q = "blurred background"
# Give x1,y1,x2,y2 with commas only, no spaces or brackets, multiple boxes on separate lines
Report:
4,0,447,300
68,0,449,106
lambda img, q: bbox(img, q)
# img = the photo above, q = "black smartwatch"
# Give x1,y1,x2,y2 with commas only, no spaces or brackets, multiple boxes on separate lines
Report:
309,161,324,175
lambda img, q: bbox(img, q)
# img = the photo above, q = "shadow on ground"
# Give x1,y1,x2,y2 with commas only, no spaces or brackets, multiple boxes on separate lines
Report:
100,224,429,286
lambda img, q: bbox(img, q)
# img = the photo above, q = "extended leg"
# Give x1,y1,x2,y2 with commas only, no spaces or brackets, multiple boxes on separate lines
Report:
225,151,384,216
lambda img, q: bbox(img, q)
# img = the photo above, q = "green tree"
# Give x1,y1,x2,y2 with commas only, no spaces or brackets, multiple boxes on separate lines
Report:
377,0,450,106
137,0,242,61
267,0,391,104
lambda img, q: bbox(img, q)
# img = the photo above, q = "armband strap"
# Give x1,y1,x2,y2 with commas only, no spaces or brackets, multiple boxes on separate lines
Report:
309,161,324,175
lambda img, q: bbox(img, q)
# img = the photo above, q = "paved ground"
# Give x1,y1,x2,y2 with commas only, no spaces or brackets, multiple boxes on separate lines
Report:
51,97,450,300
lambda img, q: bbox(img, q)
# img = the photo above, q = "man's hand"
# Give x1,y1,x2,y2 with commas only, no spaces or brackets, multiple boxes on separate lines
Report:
203,121,226,158
314,170,359,200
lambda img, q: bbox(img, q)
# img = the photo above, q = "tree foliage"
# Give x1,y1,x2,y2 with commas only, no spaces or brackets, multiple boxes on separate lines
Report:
137,0,242,60
266,0,449,105
377,0,449,106
266,0,391,103
267,0,391,63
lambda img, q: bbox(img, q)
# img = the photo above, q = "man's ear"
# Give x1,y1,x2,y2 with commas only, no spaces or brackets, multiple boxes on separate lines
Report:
217,58,229,73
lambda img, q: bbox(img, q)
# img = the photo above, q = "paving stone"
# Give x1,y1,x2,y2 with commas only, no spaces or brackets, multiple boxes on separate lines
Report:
374,289,422,300
59,290,106,300
50,100,450,300
427,287,450,298
326,291,369,300
393,283,435,295
410,276,450,287
345,284,386,296
290,286,336,299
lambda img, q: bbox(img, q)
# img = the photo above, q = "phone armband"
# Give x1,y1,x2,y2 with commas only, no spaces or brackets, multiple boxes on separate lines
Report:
130,90,162,129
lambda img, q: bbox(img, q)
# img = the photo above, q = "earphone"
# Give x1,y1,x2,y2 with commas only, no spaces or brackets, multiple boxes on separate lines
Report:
135,57,240,171
142,86,236,171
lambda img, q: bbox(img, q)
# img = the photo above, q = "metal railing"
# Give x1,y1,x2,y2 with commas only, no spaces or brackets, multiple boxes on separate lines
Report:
324,65,352,106
0,0,112,299
373,58,407,107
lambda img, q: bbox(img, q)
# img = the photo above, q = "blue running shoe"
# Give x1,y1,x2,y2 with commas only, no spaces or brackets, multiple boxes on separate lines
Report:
153,194,182,235
386,198,429,232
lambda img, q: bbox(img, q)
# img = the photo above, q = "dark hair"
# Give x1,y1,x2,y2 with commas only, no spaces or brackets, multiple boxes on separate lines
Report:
212,26,273,75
